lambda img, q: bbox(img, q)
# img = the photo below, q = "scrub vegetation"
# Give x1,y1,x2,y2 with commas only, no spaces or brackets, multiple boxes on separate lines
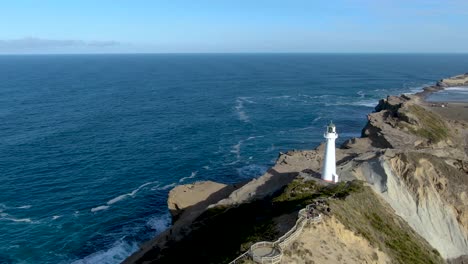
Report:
400,105,449,143
140,178,443,264
330,186,444,264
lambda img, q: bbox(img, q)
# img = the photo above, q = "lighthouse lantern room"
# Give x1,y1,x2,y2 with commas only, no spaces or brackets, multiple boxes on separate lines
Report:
321,121,339,183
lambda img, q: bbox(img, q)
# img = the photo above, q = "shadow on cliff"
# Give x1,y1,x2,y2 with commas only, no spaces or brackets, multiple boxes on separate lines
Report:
124,168,301,264
129,179,363,264
123,182,244,264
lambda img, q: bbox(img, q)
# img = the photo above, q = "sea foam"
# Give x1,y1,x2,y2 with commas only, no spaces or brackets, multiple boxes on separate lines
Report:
146,212,171,233
91,181,159,212
72,240,139,264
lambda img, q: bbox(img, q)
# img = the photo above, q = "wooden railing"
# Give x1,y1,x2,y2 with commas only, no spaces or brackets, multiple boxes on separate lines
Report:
228,204,322,264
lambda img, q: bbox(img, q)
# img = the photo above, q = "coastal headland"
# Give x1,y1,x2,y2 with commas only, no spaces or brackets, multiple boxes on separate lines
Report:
124,74,468,264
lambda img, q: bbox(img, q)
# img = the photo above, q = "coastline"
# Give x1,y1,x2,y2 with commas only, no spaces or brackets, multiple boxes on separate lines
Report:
124,73,468,264
415,74,468,121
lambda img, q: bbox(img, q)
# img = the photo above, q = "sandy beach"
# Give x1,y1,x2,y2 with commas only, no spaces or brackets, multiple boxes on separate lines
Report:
423,101,468,121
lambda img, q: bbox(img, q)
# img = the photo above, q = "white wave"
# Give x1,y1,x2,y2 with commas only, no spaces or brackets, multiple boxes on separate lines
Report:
312,116,322,122
146,212,172,234
72,240,139,264
238,96,255,103
267,95,291,100
91,181,159,212
299,94,332,100
402,82,435,95
235,98,251,122
445,87,468,91
202,165,211,170
353,100,377,107
52,215,61,220
246,135,264,141
4,217,33,223
91,205,109,212
107,181,159,205
179,171,197,183
224,160,241,166
0,213,33,223
106,194,129,205
157,183,176,191
230,140,242,161
357,90,365,98
3,217,32,223
0,204,32,210
236,164,268,179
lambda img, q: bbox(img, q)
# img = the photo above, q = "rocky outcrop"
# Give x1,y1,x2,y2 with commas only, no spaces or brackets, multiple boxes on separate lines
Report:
214,150,324,207
437,73,468,87
168,181,235,222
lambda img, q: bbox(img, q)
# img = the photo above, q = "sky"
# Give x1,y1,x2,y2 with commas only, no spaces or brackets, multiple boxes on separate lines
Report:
1,0,468,54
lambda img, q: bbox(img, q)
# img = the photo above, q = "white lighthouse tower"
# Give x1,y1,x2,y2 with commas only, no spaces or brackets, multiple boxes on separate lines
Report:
322,121,339,183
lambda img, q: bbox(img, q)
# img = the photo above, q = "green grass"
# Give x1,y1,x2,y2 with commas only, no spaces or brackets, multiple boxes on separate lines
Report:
144,179,362,264
139,178,443,264
399,105,449,143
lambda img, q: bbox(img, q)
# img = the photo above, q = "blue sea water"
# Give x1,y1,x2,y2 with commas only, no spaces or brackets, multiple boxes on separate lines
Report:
1,54,468,264
427,86,468,102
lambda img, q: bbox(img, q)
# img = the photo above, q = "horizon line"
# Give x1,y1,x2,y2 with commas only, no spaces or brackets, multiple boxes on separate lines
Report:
1,51,468,56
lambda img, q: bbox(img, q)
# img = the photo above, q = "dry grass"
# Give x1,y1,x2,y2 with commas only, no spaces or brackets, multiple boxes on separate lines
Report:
399,105,449,143
329,187,444,264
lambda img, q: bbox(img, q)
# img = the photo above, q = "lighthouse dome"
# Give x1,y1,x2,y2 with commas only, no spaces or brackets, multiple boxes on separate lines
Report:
326,121,336,133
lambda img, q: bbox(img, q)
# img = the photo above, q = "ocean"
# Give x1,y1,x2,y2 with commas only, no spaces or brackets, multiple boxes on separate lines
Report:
1,54,467,264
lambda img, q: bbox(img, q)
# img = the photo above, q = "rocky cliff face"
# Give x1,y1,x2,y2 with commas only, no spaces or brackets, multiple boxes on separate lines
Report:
353,86,468,260
356,151,468,259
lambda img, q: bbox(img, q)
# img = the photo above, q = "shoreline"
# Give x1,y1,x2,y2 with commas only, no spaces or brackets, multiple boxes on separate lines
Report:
124,73,468,263
416,75,468,122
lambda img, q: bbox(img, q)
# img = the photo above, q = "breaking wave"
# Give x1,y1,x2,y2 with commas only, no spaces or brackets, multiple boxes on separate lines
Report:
0,213,34,223
179,171,197,183
152,183,177,191
146,212,172,234
91,181,159,212
445,87,468,92
71,240,139,264
235,97,254,122
91,205,110,212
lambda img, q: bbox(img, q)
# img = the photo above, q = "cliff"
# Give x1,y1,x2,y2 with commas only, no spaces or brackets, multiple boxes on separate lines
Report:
124,74,468,264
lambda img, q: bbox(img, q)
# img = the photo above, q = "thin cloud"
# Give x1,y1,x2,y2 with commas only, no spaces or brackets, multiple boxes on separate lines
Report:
0,37,121,52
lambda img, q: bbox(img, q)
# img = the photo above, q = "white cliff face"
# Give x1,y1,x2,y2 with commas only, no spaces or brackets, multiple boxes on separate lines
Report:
357,154,468,259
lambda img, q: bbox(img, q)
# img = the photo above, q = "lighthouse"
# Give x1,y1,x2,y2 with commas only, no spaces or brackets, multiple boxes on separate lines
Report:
322,121,339,183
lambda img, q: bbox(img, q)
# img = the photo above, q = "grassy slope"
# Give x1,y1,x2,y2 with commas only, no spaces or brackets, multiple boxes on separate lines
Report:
139,179,444,264
399,105,449,143
330,186,444,264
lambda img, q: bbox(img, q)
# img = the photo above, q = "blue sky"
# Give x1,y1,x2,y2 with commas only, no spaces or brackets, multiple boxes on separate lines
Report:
1,0,468,53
